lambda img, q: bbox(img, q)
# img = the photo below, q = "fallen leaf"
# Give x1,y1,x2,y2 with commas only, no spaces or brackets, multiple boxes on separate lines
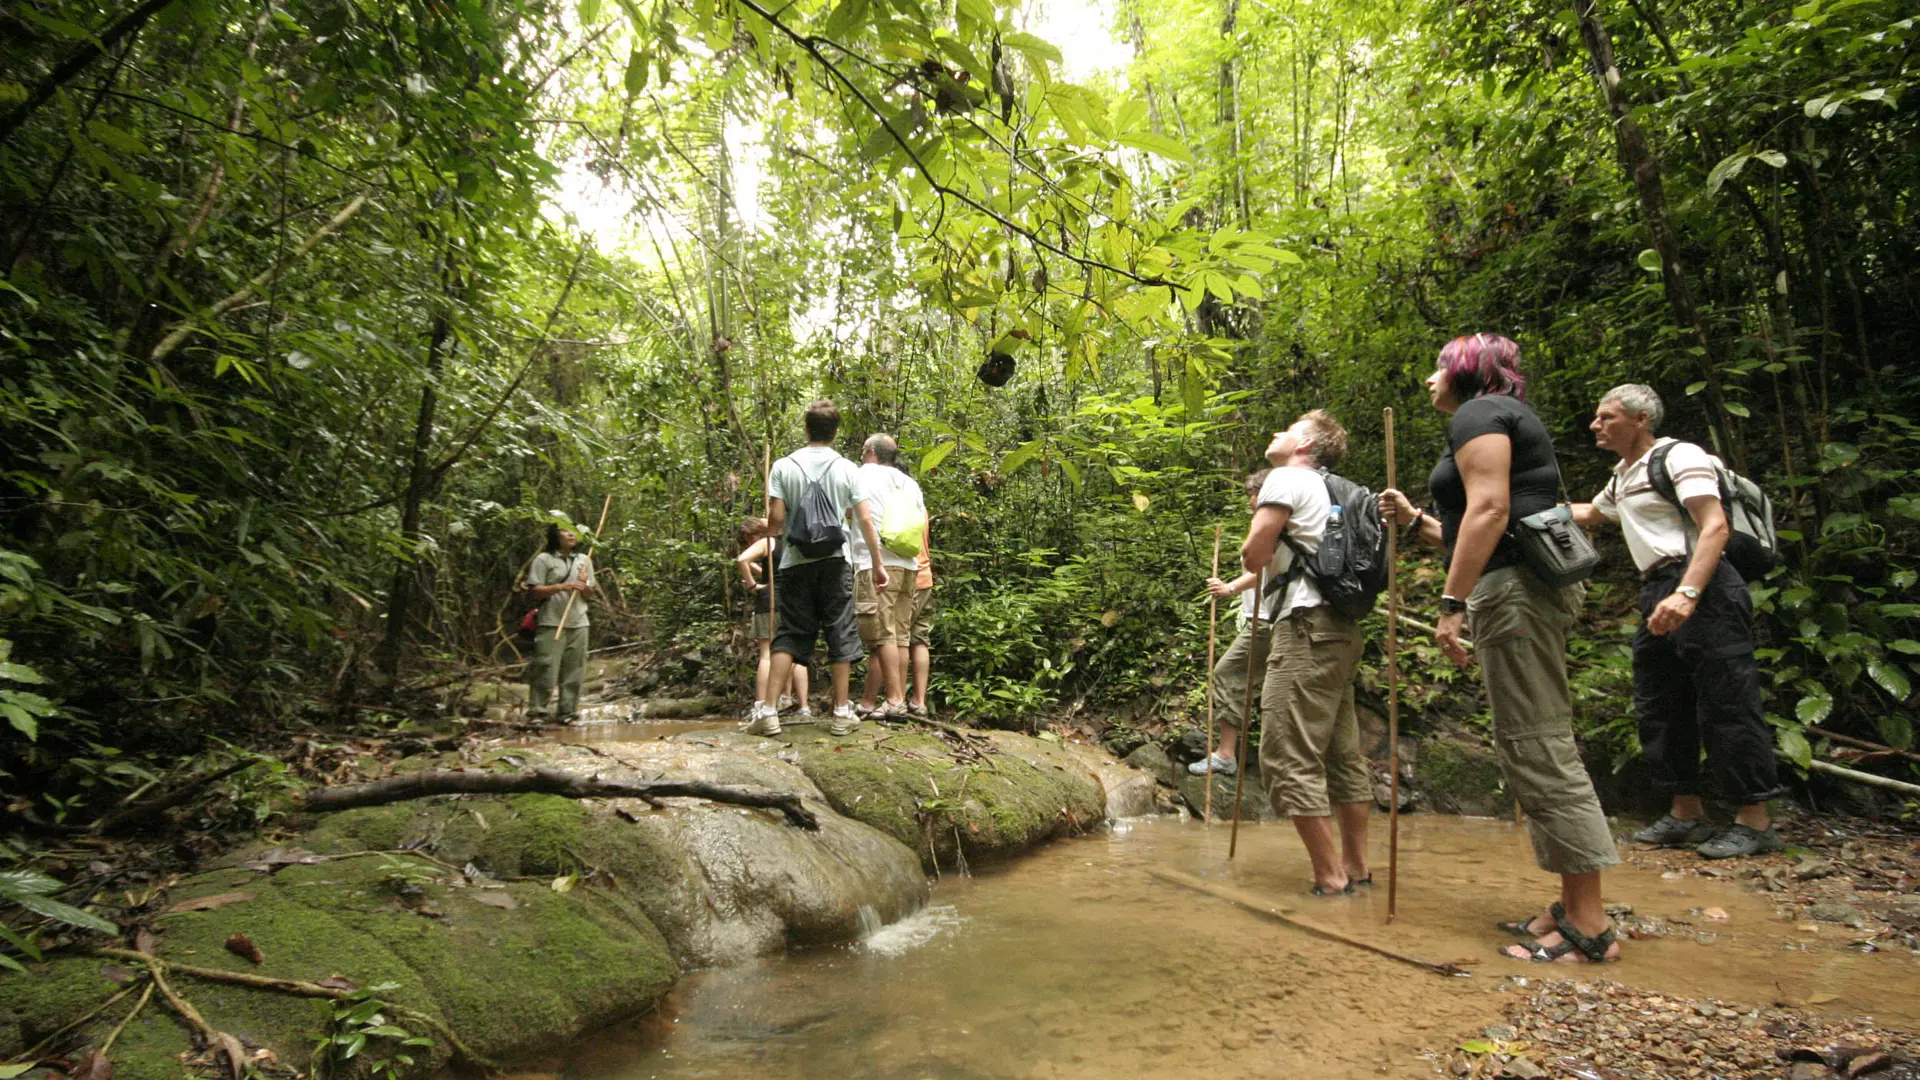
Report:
1703,906,1729,920
223,933,263,965
550,874,577,893
165,892,257,914
242,848,322,873
315,976,358,992
469,892,518,910
211,1032,246,1080
72,1048,112,1080
0,1063,39,1079
133,928,156,956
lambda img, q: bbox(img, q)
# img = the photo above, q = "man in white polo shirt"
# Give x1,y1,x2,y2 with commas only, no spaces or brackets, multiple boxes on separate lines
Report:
1571,384,1785,859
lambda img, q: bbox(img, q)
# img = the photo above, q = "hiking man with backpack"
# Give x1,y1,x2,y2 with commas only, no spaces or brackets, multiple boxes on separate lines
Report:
753,399,890,738
1571,384,1786,859
850,432,925,720
1239,410,1379,896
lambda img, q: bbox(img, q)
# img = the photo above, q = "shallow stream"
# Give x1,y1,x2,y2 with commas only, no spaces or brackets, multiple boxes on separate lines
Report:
537,805,1918,1080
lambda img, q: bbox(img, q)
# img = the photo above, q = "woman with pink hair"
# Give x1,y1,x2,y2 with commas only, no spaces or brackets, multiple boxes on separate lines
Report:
1383,333,1621,964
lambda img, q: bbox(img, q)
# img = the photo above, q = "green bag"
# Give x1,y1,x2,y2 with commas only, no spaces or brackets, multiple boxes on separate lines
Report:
877,485,926,559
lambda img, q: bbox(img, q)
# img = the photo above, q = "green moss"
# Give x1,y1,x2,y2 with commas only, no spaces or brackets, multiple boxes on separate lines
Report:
1416,735,1506,816
795,730,1103,871
477,794,589,876
302,804,423,854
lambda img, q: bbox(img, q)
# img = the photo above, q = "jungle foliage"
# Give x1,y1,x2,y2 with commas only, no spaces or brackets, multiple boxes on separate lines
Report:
0,0,1915,826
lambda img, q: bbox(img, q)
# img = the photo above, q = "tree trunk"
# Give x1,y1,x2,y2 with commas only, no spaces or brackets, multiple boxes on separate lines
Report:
377,254,458,678
1573,0,1742,471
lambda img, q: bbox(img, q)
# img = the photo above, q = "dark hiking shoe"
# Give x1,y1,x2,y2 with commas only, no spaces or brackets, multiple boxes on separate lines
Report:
1696,823,1784,860
1632,814,1717,847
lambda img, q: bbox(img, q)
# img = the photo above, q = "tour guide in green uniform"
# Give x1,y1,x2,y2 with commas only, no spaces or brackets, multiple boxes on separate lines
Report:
524,522,595,724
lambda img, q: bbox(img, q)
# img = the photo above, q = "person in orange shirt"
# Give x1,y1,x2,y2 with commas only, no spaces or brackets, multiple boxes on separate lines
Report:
908,515,934,718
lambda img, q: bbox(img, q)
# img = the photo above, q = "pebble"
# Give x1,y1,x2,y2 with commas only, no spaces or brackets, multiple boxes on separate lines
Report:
1807,901,1868,929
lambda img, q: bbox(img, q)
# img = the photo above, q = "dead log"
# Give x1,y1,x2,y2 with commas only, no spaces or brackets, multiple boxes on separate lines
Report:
300,767,818,829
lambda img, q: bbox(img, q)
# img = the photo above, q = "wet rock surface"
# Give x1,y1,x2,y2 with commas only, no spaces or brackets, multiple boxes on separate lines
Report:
1431,978,1919,1080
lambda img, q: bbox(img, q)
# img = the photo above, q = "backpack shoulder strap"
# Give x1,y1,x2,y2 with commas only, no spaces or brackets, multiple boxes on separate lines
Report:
1646,441,1681,509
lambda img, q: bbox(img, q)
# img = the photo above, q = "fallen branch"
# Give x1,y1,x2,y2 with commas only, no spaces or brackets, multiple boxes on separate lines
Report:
96,948,492,1069
1807,759,1920,798
92,760,253,834
299,767,819,830
1808,725,1920,768
99,981,153,1056
1148,866,1471,977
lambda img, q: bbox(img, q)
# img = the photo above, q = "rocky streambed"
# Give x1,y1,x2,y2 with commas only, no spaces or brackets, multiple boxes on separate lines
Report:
0,723,1162,1080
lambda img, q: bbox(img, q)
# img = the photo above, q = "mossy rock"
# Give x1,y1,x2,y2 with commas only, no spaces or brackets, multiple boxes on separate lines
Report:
0,852,676,1080
1415,734,1506,817
793,728,1103,871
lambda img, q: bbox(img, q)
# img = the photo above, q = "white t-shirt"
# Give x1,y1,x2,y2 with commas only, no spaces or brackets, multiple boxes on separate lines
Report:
1237,566,1281,626
848,463,924,572
1591,437,1723,571
770,445,866,568
1256,466,1330,620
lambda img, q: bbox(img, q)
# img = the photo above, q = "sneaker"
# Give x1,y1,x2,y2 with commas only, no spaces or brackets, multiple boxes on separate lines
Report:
1187,753,1238,777
743,703,782,737
1696,823,1784,860
795,706,813,718
828,704,860,737
776,695,798,714
1632,813,1718,847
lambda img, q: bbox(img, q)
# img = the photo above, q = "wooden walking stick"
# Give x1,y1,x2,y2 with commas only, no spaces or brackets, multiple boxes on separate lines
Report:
764,444,777,644
552,493,612,640
1204,525,1222,822
1384,406,1403,923
1227,567,1265,859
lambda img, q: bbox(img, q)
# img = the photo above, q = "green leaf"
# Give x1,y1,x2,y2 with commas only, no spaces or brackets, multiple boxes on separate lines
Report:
1001,31,1062,66
1725,401,1751,418
1000,440,1042,475
5,891,118,935
624,46,649,95
1457,1040,1496,1054
0,1062,36,1078
1114,131,1193,164
953,0,994,27
0,869,64,896
1684,381,1707,396
1888,639,1920,655
1753,149,1788,168
578,0,603,23
1877,714,1914,752
1637,248,1663,272
1868,660,1911,702
1777,727,1813,770
1706,151,1750,193
919,442,957,474
1795,691,1832,726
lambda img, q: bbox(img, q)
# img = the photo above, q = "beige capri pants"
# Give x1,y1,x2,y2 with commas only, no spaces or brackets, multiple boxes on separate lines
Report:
1469,566,1618,876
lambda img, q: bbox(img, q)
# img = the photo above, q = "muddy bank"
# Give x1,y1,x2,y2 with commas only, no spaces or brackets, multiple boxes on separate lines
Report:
0,724,1157,1080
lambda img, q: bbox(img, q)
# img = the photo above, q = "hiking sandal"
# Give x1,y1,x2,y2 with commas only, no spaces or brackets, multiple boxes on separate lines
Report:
1496,901,1563,938
1502,907,1619,964
1310,881,1356,897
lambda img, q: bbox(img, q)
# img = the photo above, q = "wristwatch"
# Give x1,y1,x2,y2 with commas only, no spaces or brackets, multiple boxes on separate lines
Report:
1675,585,1702,601
1439,595,1468,616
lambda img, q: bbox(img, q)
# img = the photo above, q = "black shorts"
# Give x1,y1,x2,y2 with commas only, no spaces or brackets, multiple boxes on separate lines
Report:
771,557,864,666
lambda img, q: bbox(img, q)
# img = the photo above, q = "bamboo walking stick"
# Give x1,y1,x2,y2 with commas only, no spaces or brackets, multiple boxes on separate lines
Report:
552,494,612,641
765,445,777,645
1384,407,1403,923
1227,567,1264,859
1204,525,1222,822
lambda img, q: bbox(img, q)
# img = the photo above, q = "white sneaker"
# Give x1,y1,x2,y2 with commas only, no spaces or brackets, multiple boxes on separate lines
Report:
744,702,781,737
827,703,859,736
776,695,797,714
796,706,813,718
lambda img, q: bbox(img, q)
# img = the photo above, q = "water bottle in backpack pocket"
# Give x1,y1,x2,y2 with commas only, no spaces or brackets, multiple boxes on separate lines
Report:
1269,471,1391,621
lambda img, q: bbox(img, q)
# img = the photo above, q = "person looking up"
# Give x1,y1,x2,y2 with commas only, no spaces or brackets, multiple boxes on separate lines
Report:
850,433,925,721
756,399,888,737
524,522,594,725
736,517,811,721
1240,412,1373,896
1382,333,1621,963
1192,468,1276,780
1569,384,1784,858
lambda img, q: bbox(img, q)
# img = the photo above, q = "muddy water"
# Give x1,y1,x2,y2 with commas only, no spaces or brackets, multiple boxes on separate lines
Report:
559,815,1918,1080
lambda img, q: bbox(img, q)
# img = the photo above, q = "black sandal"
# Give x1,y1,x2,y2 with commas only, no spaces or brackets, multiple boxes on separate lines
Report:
1496,901,1563,938
1505,907,1619,964
1310,881,1356,897
1350,875,1373,887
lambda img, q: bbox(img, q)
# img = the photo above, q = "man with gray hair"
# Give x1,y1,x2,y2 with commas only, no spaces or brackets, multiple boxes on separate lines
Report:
850,432,924,719
1571,385,1785,858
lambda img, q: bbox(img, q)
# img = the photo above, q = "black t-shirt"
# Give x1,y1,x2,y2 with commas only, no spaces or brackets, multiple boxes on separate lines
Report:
1428,394,1562,572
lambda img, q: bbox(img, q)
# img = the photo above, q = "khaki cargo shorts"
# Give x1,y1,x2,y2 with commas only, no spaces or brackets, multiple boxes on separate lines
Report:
854,567,915,648
910,585,935,647
1469,566,1618,876
1258,605,1372,818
